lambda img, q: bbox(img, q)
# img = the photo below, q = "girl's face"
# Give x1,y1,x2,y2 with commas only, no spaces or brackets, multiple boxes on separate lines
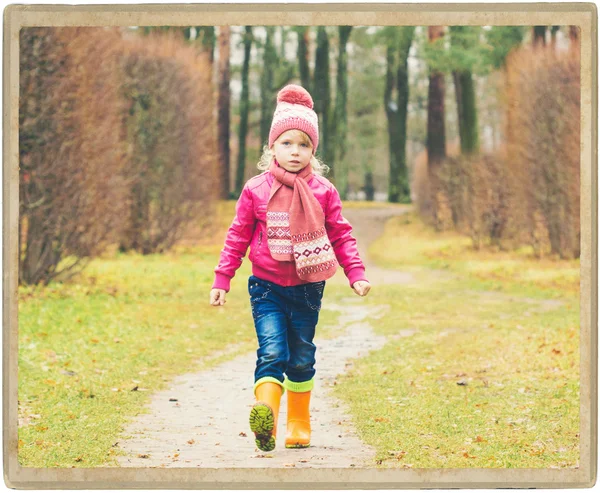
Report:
272,130,313,173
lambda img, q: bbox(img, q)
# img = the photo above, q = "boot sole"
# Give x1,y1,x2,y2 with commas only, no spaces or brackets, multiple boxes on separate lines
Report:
285,442,310,449
249,402,275,452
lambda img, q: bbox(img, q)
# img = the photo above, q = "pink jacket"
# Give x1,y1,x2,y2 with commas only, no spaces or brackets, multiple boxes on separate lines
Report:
212,171,368,292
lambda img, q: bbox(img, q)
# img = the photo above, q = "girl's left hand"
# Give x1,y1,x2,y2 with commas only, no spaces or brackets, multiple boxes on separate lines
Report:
352,280,371,297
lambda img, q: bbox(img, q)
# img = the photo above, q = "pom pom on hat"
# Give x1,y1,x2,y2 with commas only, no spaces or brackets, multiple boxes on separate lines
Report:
268,84,319,153
277,84,314,109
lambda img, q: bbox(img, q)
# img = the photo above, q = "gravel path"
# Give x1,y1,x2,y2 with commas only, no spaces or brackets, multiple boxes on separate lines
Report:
116,205,412,468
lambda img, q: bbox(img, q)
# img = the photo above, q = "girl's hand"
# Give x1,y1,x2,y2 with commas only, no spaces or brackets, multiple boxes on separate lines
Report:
352,281,371,297
210,288,227,306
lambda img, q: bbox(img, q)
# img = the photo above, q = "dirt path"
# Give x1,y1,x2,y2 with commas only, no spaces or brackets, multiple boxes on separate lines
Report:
116,205,412,468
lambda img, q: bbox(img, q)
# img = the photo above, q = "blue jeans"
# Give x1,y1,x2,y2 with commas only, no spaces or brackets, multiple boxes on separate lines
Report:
248,275,325,387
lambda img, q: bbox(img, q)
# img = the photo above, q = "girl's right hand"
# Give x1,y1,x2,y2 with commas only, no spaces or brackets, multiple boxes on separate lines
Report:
210,289,227,306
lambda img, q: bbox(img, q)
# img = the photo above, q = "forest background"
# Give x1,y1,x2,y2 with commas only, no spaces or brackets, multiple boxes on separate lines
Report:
18,24,580,285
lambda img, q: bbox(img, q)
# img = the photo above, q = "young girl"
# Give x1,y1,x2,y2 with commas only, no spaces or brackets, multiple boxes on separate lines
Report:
209,84,371,452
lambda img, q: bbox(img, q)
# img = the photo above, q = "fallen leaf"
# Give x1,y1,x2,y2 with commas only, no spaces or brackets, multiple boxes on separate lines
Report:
43,379,56,386
187,439,195,444
463,452,477,458
90,338,100,344
284,463,296,467
374,417,389,423
475,436,487,443
239,432,247,437
137,454,150,459
74,457,83,462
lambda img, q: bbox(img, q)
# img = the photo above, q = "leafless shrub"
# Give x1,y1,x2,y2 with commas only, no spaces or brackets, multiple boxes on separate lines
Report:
19,27,129,285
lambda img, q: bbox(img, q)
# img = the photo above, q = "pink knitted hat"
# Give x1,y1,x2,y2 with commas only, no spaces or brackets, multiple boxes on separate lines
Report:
268,85,319,154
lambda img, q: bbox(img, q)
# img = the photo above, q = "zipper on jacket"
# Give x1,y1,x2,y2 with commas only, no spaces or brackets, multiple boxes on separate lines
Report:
258,230,263,248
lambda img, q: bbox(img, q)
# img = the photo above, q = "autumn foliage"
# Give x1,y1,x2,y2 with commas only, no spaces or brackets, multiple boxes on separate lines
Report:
415,38,580,259
19,27,129,285
19,28,218,285
119,31,217,254
503,42,580,259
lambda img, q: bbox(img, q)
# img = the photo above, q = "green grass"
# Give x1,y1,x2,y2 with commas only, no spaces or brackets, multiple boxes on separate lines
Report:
370,211,580,296
17,206,347,468
330,211,580,468
18,204,580,469
18,248,260,467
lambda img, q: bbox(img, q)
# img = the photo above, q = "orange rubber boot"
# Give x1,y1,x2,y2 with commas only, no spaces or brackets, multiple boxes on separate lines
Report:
285,390,311,448
249,382,283,452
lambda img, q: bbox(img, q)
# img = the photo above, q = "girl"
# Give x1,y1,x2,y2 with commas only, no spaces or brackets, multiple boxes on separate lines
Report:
209,84,371,452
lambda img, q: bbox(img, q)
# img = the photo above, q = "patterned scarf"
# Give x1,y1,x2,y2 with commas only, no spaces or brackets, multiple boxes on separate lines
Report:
266,160,338,282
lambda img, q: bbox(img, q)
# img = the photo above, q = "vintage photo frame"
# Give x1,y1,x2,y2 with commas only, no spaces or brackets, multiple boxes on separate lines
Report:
3,2,597,488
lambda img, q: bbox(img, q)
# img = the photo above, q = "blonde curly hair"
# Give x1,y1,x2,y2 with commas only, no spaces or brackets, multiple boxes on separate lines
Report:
257,129,330,176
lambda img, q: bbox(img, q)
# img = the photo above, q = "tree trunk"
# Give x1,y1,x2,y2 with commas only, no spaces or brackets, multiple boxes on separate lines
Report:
217,26,231,198
550,26,560,51
450,26,479,156
384,41,399,201
235,27,253,196
297,27,311,90
452,71,480,155
313,27,331,166
332,26,352,197
260,27,277,150
426,26,450,229
364,170,375,201
279,27,287,59
533,26,547,47
392,27,414,203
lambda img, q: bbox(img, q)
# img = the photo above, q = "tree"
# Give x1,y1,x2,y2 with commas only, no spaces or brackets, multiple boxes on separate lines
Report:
235,27,253,196
550,26,560,50
313,27,332,167
382,26,414,203
331,26,353,196
426,26,450,228
449,26,480,155
296,26,311,90
483,26,526,70
260,27,278,149
533,26,547,47
217,26,231,198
